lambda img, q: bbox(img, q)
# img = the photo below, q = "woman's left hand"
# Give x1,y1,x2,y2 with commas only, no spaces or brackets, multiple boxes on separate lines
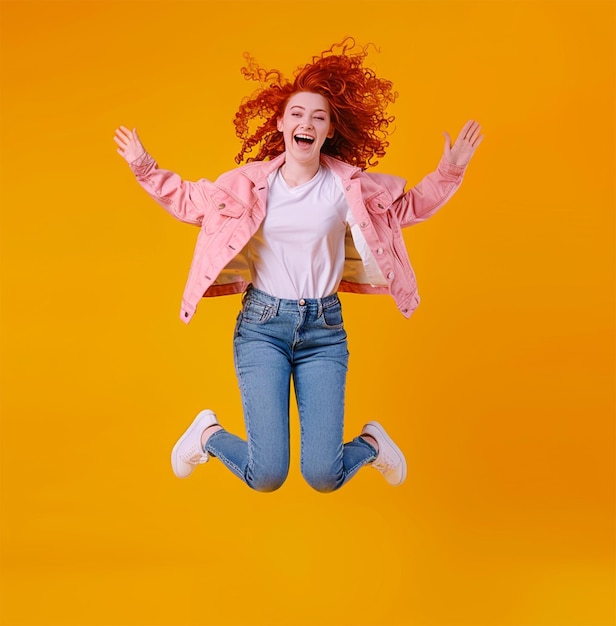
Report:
443,120,484,166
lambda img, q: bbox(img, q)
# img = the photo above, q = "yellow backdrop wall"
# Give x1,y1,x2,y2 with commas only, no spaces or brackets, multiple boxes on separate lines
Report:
0,1,614,625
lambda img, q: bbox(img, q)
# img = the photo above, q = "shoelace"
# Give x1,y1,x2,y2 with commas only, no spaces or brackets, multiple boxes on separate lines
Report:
373,450,397,473
181,443,209,465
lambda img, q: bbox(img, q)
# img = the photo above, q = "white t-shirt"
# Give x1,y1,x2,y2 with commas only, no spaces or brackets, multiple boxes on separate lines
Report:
247,165,349,299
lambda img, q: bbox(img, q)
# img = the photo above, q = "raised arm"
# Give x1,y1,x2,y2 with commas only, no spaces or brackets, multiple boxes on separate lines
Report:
394,120,483,227
114,125,211,226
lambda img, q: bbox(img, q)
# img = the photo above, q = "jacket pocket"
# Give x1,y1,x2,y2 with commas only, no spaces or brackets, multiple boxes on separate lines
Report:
365,191,392,215
203,191,247,234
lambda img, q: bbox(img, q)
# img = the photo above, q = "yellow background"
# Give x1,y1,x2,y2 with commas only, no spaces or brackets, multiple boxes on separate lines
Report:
0,1,614,625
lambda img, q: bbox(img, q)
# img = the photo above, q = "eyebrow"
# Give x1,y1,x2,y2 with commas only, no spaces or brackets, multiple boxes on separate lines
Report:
289,105,328,113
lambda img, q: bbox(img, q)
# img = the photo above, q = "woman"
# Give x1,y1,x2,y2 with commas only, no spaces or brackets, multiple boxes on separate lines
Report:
114,40,483,493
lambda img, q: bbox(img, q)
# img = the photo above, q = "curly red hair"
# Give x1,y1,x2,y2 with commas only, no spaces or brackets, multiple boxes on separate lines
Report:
233,38,398,170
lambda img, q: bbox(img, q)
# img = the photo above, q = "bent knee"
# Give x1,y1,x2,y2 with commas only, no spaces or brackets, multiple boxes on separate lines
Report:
247,469,288,493
301,467,342,494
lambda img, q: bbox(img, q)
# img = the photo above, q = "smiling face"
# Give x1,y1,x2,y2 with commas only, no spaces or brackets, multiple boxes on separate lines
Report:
277,91,335,165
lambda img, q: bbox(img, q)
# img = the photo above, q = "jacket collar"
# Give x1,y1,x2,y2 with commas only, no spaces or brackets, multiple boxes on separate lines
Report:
241,152,362,187
320,153,361,181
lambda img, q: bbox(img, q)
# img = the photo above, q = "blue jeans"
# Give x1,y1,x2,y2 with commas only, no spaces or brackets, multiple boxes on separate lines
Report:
204,286,377,493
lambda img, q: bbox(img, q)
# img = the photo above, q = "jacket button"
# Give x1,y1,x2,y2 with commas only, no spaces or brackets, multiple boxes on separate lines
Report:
346,185,351,191
377,203,384,209
218,203,226,209
377,247,384,255
387,271,395,280
360,222,368,228
184,312,189,317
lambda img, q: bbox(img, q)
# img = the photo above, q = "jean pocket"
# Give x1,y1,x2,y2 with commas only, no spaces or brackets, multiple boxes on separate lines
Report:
242,300,275,324
321,301,344,329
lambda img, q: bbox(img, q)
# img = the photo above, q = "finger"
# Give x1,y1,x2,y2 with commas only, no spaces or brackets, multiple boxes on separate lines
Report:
443,131,451,153
113,141,128,154
114,130,130,146
468,126,481,146
115,126,133,142
466,121,482,143
467,123,483,146
467,121,481,140
471,133,484,149
458,120,474,141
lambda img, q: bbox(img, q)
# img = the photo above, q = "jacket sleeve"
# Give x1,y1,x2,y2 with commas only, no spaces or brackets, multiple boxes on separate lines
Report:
394,156,467,228
129,152,217,227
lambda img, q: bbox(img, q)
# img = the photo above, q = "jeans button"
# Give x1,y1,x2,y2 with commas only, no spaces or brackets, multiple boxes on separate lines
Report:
299,299,306,306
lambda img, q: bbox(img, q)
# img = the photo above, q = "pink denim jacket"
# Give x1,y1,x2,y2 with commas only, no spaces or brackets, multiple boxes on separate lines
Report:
129,151,467,323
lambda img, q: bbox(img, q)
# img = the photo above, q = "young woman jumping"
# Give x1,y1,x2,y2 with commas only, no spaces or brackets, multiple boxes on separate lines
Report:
114,40,483,493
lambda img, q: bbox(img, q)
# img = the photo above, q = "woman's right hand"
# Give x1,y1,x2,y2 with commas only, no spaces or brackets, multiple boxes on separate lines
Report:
114,125,146,164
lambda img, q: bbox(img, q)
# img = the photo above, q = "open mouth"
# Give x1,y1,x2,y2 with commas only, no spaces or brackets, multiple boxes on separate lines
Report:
294,134,315,146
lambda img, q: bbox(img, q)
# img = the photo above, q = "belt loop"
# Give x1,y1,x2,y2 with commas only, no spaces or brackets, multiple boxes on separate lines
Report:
317,299,323,318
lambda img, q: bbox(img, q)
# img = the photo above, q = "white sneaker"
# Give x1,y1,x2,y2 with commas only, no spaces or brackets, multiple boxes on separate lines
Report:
171,410,219,479
361,421,407,486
